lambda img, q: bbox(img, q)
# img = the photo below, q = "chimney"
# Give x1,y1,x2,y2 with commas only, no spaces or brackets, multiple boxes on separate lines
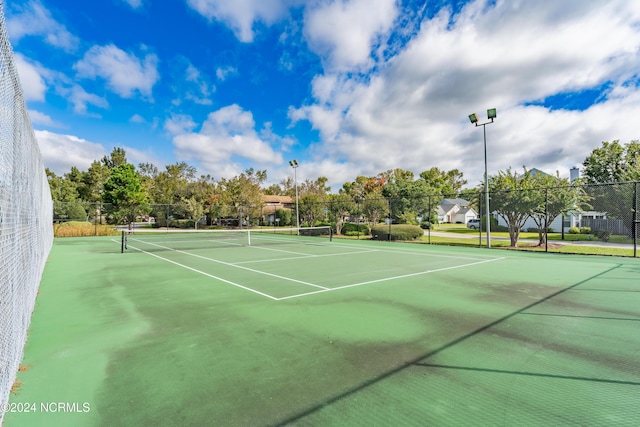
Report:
570,167,580,182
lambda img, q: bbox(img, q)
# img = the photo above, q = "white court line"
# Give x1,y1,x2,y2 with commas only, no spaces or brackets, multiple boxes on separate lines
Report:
275,257,506,301
128,238,329,290
248,234,497,262
122,237,506,301
249,235,496,263
233,249,381,265
126,244,279,300
320,240,498,262
245,245,316,256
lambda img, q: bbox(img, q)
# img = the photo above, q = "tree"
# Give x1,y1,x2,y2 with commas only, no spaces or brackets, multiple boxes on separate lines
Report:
582,140,639,235
187,174,217,225
528,172,591,245
47,169,87,221
102,164,148,224
298,193,325,226
488,167,540,247
582,140,640,184
217,169,267,226
101,147,128,170
381,169,430,223
299,176,331,196
361,194,388,229
419,167,467,196
82,161,110,202
326,193,355,234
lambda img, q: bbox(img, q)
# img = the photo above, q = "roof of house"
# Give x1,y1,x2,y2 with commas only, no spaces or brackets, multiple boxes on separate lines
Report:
457,206,475,215
263,195,293,204
441,198,470,207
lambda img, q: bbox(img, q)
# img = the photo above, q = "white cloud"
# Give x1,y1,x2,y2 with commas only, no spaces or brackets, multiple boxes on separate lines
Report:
164,114,198,135
35,130,106,174
216,65,237,81
14,54,47,101
74,44,159,99
36,130,163,175
14,52,109,116
130,114,145,124
291,0,640,188
181,63,214,105
122,0,144,9
68,85,109,115
303,0,398,72
29,110,61,127
6,0,79,51
172,104,283,175
186,0,297,42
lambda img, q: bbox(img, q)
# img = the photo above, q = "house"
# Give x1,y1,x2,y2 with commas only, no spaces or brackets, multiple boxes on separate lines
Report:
438,198,477,224
261,195,294,225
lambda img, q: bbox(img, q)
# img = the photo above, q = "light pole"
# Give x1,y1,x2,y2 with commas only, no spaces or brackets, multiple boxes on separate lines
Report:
289,159,300,230
468,108,496,248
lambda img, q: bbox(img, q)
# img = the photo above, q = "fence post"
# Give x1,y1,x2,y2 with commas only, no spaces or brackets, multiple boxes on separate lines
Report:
427,196,431,244
478,190,482,247
634,182,638,257
387,198,392,241
545,187,549,252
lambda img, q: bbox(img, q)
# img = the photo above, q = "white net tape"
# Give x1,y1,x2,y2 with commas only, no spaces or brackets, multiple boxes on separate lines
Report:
0,2,53,419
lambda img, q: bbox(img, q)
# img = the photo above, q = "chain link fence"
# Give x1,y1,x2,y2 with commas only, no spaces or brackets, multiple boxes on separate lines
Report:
54,181,639,256
0,4,54,419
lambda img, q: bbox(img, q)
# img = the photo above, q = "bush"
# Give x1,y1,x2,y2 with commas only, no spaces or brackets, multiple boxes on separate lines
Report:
371,224,424,241
53,221,117,237
275,209,292,226
593,229,611,242
168,219,195,229
579,227,591,234
341,222,370,235
568,226,580,234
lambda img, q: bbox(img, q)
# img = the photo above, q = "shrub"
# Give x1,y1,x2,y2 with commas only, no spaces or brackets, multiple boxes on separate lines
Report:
168,219,195,229
371,224,423,241
53,221,118,237
579,227,591,234
341,222,370,235
568,226,580,234
593,229,611,242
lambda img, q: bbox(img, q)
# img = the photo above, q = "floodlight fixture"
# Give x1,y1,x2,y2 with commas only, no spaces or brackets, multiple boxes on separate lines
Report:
289,159,299,167
487,108,497,120
468,113,479,124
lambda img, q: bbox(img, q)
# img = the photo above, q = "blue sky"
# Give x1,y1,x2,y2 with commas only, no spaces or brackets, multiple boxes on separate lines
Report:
5,0,640,190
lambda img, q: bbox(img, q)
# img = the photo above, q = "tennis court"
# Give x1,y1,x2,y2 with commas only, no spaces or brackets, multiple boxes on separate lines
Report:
5,231,640,426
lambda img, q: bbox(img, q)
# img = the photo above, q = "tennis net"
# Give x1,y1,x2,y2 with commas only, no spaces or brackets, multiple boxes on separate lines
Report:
121,226,332,253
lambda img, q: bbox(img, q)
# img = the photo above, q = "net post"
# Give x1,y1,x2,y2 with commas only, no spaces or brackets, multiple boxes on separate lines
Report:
121,231,125,253
329,227,333,242
247,228,251,246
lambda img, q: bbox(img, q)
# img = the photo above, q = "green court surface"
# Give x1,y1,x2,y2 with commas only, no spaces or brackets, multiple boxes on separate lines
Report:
5,233,640,426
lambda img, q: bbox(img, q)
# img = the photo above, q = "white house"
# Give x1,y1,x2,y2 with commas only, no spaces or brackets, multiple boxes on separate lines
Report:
438,198,477,224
